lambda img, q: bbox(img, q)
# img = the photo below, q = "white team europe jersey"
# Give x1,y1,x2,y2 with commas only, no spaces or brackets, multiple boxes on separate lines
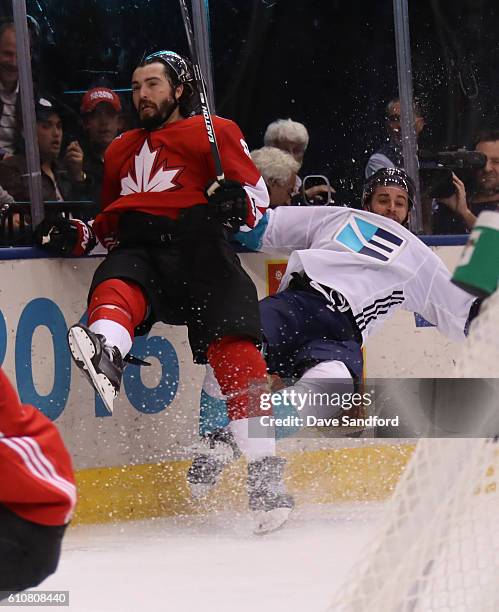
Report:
259,206,475,343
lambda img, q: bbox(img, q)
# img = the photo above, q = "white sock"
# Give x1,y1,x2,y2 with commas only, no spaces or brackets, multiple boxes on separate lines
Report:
301,360,352,380
229,417,276,462
89,319,132,359
293,360,354,419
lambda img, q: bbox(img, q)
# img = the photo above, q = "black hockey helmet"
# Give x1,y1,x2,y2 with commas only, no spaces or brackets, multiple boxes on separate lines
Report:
140,50,198,117
143,50,194,84
362,167,416,210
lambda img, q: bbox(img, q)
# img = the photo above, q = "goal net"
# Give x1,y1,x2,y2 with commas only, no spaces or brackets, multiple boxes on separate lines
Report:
330,290,499,612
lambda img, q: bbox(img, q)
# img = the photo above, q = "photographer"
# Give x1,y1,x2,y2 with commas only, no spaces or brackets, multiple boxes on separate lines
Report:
431,131,499,234
470,129,499,212
432,173,476,233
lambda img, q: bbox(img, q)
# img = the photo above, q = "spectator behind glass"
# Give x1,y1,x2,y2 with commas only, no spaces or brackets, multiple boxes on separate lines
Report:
0,96,92,244
432,130,499,234
250,146,300,208
365,98,425,178
471,129,499,211
263,118,333,203
80,87,122,209
0,23,20,158
0,19,39,159
264,118,309,164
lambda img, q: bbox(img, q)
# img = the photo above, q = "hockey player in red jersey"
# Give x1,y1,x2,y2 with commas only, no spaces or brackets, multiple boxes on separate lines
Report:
34,51,293,533
0,367,76,597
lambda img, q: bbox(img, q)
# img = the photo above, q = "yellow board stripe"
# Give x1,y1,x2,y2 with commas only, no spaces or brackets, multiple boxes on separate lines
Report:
72,444,416,525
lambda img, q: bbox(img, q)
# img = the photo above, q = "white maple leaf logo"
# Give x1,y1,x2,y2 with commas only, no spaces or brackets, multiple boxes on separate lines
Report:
120,140,181,195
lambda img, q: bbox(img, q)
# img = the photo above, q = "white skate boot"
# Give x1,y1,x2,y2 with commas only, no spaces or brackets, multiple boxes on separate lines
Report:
67,324,124,414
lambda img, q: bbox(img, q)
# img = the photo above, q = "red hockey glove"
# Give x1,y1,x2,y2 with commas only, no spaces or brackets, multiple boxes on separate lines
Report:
33,216,96,256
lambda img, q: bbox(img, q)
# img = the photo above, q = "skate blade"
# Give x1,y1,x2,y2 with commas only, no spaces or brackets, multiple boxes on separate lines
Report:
68,326,116,415
253,507,292,535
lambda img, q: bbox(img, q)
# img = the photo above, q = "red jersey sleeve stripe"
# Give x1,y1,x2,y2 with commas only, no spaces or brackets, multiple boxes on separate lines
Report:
2,436,77,505
1,437,77,522
22,436,77,503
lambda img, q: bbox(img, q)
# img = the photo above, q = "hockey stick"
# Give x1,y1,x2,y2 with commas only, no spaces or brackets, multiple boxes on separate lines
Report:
178,0,225,187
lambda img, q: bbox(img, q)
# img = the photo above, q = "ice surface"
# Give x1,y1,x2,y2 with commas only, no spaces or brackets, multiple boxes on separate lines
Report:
34,503,383,612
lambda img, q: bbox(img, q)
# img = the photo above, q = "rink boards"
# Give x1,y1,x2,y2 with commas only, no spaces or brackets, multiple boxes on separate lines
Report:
0,243,466,523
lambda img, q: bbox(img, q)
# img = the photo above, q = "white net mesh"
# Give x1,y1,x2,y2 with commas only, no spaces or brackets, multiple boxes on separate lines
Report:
330,291,499,612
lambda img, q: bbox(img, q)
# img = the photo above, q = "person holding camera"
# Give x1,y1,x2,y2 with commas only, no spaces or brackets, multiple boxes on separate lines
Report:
432,130,499,234
433,172,477,233
470,129,499,212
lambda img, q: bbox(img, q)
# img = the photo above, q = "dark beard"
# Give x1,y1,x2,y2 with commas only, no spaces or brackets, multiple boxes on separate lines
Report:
139,97,178,130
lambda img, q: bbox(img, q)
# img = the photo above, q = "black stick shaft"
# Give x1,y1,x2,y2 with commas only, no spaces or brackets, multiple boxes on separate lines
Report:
178,0,224,181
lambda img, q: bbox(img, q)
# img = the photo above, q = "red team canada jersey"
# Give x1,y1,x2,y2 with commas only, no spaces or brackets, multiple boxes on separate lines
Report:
0,368,76,526
93,114,269,247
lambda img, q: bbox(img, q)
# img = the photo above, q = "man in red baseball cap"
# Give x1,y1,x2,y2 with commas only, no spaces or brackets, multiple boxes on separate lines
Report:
80,87,123,209
80,86,121,115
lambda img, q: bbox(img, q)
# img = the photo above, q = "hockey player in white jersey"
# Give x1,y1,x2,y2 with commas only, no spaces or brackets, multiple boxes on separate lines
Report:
187,168,480,505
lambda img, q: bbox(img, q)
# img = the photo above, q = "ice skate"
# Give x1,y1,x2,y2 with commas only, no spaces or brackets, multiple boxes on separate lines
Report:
247,456,294,535
67,324,124,414
187,428,241,499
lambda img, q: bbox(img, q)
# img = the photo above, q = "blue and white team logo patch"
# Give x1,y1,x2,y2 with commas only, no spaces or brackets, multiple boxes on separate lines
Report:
334,215,406,263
